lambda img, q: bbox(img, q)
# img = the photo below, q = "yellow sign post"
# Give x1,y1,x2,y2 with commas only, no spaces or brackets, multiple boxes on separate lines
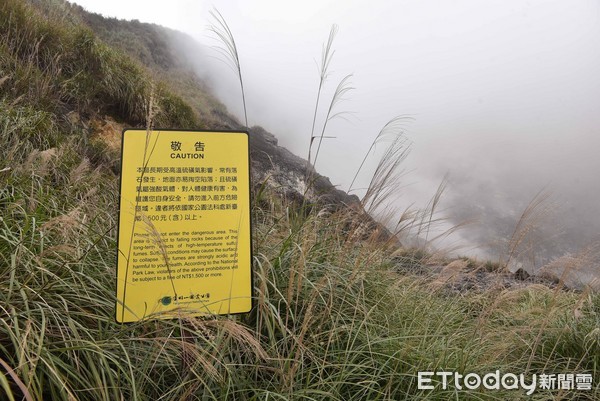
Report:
116,129,252,323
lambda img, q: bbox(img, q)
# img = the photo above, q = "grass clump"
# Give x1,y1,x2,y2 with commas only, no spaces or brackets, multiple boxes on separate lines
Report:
0,0,200,128
2,173,599,399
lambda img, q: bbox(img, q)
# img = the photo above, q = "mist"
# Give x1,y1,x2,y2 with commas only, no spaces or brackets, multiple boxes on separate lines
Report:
71,0,600,273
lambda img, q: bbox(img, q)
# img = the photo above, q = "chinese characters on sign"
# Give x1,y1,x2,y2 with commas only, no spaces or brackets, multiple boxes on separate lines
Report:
116,130,252,323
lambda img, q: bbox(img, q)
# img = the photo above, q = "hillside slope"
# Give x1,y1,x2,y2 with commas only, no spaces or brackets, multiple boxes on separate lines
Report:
57,0,365,210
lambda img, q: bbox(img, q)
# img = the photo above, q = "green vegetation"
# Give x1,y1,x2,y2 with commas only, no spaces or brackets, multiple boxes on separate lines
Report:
0,1,598,400
0,0,199,127
68,1,232,129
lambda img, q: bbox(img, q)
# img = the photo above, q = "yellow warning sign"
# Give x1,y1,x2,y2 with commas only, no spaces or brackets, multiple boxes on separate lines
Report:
116,129,252,323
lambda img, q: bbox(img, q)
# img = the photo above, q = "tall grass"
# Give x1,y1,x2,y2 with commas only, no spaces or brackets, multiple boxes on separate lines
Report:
208,8,248,129
348,115,413,195
504,188,554,271
307,24,338,168
2,155,599,399
311,73,354,170
0,0,199,128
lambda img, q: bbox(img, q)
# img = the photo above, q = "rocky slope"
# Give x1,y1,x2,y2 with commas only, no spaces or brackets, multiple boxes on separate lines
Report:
58,1,396,245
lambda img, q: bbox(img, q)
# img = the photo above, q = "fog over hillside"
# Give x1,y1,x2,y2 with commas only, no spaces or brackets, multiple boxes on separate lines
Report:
70,0,600,270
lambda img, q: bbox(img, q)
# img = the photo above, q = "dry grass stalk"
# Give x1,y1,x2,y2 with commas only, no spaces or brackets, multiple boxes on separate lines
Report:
208,8,248,129
306,24,338,168
505,189,554,271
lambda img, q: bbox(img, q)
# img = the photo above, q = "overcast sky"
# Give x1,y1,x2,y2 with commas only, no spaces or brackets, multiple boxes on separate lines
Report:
70,0,600,260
